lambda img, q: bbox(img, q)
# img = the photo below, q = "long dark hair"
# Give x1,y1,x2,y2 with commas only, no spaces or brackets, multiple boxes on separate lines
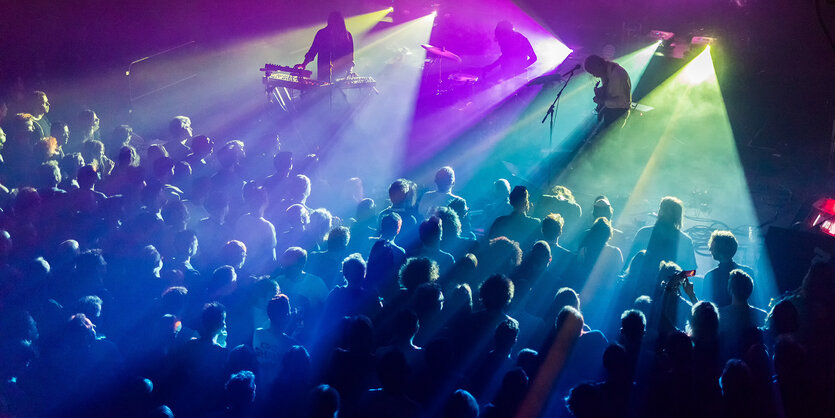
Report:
326,12,349,43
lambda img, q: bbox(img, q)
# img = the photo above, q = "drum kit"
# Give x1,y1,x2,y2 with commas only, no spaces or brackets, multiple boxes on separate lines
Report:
420,44,480,97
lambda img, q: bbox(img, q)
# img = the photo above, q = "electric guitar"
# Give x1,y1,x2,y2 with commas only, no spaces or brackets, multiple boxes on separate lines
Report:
593,80,606,121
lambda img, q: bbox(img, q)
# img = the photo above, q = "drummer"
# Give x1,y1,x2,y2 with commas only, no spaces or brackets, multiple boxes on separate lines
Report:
482,21,537,80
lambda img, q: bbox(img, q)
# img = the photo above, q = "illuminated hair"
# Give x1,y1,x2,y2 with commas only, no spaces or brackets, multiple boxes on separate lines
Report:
708,230,738,259
399,257,439,291
542,213,565,241
657,196,684,229
434,166,455,190
550,185,576,203
169,116,191,137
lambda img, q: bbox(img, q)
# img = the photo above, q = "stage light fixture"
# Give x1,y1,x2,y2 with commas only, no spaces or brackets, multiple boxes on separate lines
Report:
691,36,716,46
649,30,674,41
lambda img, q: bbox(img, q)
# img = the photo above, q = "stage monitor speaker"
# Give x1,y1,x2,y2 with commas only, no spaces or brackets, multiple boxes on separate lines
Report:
764,225,835,295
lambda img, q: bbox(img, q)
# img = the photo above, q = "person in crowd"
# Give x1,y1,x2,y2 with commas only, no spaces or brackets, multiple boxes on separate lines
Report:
360,349,422,417
51,120,70,157
465,274,518,367
409,216,456,276
480,178,513,230
234,185,277,275
272,247,328,318
27,91,50,139
241,131,280,182
718,269,767,360
165,116,193,161
418,166,466,219
253,295,298,386
628,197,697,301
72,109,100,150
169,302,230,415
323,253,381,322
489,185,541,249
379,178,419,251
283,174,313,211
540,213,573,274
444,389,479,418
533,186,582,243
703,230,754,307
219,370,257,418
309,384,341,418
346,197,377,256
308,225,351,289
211,140,247,200
103,125,134,160
263,151,292,206
365,212,407,298
436,206,478,262
184,135,214,179
567,217,623,312
324,316,375,415
304,208,333,252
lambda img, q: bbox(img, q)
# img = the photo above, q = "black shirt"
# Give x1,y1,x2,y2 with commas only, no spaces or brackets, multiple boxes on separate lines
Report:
304,28,354,81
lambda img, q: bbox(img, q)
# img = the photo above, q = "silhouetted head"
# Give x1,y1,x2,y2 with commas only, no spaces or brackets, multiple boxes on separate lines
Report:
342,253,366,286
583,55,607,77
508,186,530,212
541,213,565,243
380,212,402,239
495,20,514,41
592,196,613,220
444,389,479,418
310,384,340,418
267,294,291,327
689,301,719,342
728,269,754,303
708,230,738,263
198,302,226,340
399,257,439,292
419,216,443,247
435,206,462,240
620,309,646,344
434,166,455,191
169,116,192,140
480,274,514,311
224,370,256,410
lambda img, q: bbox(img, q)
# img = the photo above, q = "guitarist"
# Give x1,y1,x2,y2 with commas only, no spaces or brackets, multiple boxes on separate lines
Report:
584,55,632,130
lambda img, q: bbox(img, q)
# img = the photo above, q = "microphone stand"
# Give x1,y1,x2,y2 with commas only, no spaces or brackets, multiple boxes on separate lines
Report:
540,66,579,187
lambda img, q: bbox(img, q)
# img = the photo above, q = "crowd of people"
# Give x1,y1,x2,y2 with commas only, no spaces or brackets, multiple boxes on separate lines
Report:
0,90,832,418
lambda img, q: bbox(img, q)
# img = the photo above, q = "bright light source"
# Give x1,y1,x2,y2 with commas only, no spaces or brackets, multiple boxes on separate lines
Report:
430,10,438,17
681,47,715,85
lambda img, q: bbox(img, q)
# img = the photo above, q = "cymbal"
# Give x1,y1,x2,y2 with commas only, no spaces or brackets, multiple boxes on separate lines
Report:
421,44,462,62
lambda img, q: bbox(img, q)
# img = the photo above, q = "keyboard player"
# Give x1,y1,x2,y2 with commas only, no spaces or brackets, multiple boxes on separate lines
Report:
295,12,355,82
